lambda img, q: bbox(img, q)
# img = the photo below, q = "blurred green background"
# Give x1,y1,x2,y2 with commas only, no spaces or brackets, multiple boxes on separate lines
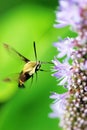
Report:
0,0,76,130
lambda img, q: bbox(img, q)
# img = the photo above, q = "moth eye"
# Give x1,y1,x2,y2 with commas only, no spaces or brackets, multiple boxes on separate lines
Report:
37,65,40,69
36,64,41,70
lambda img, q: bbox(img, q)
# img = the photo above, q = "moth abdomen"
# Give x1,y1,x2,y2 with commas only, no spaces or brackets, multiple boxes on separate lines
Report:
18,71,31,88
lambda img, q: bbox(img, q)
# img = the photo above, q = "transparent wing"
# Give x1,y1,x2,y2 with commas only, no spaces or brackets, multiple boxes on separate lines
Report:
2,73,19,83
3,43,30,63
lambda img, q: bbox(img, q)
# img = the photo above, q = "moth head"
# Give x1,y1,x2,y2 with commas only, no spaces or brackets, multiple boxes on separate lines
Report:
35,61,41,71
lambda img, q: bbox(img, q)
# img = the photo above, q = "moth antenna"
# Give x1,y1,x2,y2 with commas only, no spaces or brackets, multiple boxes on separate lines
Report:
33,41,38,62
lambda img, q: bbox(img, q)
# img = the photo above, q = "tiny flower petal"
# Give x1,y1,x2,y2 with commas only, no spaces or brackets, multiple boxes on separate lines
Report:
54,38,74,59
52,58,72,87
50,92,69,118
83,61,87,70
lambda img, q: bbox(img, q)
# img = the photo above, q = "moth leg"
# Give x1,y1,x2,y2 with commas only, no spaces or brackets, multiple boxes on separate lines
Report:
30,75,34,86
35,71,38,82
39,69,50,72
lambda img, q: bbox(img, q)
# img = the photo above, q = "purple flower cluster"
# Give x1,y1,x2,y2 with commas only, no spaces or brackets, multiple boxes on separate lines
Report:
50,1,87,130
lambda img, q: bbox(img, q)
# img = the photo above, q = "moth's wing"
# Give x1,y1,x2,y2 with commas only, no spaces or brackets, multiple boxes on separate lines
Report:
3,43,30,63
2,73,19,83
